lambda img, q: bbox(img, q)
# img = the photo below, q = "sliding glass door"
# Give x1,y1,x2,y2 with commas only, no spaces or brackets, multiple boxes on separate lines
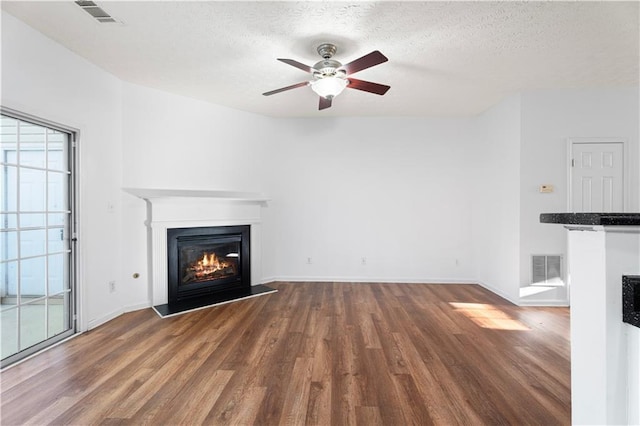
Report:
1,112,76,367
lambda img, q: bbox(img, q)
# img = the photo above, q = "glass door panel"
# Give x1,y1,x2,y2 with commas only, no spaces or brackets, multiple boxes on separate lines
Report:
1,113,75,367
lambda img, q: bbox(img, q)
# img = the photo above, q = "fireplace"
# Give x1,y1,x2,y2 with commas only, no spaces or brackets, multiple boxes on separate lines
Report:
167,225,250,305
123,188,276,318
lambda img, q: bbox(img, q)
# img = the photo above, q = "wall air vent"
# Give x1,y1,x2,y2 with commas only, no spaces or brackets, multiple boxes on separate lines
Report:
75,1,119,23
531,255,563,285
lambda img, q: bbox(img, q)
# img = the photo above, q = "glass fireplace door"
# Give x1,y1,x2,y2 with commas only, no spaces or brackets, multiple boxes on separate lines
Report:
178,238,241,286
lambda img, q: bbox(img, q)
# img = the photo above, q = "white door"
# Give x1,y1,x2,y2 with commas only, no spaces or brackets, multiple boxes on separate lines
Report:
570,142,624,212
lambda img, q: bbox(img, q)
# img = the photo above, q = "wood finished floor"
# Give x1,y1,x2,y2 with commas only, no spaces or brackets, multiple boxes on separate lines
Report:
1,282,570,425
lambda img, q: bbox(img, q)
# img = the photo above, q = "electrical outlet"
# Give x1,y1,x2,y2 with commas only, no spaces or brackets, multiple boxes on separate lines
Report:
306,257,313,264
109,281,116,293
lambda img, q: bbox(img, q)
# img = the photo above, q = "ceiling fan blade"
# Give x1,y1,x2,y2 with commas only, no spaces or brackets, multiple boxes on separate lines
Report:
277,58,314,73
347,78,390,95
319,96,332,110
262,81,309,96
340,51,388,75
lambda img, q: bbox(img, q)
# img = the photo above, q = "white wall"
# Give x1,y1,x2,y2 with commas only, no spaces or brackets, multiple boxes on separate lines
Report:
519,88,640,303
118,90,478,298
470,94,522,303
1,12,124,330
261,117,476,283
469,88,640,306
120,83,271,310
122,83,270,192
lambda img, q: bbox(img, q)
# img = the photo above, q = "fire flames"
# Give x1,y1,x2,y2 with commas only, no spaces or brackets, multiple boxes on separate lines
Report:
202,253,222,269
183,252,237,284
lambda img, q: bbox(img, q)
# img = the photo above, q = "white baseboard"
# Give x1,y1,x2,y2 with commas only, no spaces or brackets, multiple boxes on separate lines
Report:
475,280,569,307
262,276,478,285
518,299,569,307
125,301,152,312
87,307,125,331
86,301,153,331
475,281,520,305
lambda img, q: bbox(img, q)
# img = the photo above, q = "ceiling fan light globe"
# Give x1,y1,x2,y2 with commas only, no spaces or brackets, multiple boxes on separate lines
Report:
311,77,348,99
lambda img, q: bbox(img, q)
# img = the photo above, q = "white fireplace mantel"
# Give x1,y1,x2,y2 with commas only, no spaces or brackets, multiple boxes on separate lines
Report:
123,187,270,203
123,187,269,306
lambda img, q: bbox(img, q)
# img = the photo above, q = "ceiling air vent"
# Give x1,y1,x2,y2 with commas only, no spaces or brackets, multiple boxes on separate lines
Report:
75,1,119,23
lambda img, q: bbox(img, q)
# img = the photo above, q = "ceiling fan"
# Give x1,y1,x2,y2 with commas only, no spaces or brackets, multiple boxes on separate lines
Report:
262,43,390,110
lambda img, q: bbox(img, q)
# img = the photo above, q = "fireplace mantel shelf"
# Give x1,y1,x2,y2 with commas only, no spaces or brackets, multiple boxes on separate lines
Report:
123,187,269,203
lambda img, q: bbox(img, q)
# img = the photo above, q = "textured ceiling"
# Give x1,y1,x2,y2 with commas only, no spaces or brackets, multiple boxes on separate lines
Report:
2,1,639,117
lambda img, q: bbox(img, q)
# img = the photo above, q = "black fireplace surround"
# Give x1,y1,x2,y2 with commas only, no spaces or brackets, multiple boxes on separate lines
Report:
167,225,251,305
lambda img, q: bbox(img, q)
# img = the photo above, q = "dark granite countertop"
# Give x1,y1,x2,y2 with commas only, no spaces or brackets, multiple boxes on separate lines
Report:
540,213,640,226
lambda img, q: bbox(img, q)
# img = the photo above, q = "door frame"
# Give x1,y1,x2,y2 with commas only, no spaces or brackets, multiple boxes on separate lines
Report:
0,106,81,367
567,137,630,212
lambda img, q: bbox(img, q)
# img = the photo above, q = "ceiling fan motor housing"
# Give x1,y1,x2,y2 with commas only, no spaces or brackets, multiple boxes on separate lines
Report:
312,59,345,79
312,43,347,80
